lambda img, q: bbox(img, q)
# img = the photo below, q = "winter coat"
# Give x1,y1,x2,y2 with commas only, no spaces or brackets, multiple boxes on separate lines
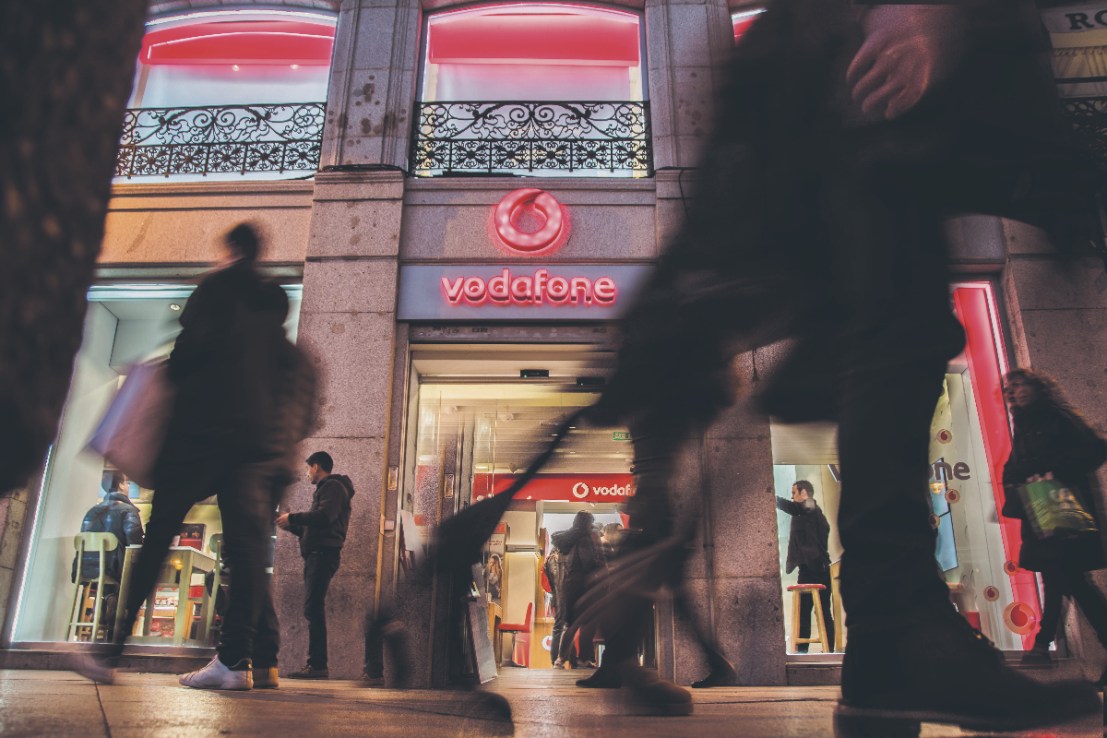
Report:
551,525,603,595
71,491,144,582
288,474,355,558
1002,403,1107,572
154,263,307,491
543,550,563,612
776,497,831,575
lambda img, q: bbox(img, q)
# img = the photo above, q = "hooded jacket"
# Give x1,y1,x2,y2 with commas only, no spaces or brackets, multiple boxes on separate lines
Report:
551,519,603,594
72,491,145,582
288,474,355,558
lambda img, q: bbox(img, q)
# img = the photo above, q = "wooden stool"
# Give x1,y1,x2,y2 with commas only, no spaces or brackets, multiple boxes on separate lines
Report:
788,583,829,653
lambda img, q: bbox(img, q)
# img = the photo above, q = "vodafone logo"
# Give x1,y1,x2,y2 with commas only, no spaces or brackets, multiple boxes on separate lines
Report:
571,481,634,499
492,188,570,257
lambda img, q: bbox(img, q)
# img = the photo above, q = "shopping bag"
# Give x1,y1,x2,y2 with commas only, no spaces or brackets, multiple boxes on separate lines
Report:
87,361,173,488
1017,478,1099,540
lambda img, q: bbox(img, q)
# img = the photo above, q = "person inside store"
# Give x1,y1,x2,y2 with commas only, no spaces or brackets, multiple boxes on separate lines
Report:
1000,368,1107,678
544,546,564,667
276,451,355,680
70,472,145,638
776,480,835,653
73,223,318,691
551,511,604,668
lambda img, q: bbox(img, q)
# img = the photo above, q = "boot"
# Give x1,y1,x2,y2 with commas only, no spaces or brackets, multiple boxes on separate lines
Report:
837,614,1099,733
619,663,693,717
691,659,739,688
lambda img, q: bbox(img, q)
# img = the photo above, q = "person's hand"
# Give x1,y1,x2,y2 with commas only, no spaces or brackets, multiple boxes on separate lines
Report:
276,512,291,530
846,4,967,121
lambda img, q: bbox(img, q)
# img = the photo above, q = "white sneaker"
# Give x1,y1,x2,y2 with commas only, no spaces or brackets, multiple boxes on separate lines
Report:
179,656,253,690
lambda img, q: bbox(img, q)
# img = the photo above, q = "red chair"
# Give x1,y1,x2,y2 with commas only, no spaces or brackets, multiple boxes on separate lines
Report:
497,602,533,667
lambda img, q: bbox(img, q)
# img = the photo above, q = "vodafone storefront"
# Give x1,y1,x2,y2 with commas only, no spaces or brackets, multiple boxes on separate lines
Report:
389,186,655,673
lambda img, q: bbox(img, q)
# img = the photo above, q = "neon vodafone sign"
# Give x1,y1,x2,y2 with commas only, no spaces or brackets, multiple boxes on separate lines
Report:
438,189,619,308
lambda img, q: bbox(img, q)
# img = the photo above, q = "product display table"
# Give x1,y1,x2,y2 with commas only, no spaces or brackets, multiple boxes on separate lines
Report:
116,545,217,646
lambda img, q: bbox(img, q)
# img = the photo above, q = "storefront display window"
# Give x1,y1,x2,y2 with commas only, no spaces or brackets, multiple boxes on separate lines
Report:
771,282,1033,655
10,283,301,647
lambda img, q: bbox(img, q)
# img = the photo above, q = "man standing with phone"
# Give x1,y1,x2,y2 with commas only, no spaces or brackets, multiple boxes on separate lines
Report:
277,451,355,679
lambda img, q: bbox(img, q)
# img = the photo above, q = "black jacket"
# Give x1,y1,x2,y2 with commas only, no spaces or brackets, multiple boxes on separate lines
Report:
777,497,831,575
155,262,304,491
71,491,144,582
1002,403,1107,572
289,474,355,557
551,525,603,594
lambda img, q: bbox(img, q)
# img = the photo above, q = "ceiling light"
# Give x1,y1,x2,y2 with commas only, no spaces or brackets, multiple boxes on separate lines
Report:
169,303,182,311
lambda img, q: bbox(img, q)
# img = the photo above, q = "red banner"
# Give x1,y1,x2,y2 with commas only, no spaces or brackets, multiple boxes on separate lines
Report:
472,473,635,503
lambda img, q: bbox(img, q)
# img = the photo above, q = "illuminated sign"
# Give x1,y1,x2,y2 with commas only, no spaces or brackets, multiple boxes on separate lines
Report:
492,189,570,257
441,268,615,307
472,473,636,503
397,264,651,321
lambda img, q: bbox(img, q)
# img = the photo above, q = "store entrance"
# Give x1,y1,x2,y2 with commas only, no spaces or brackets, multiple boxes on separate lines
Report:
398,344,638,680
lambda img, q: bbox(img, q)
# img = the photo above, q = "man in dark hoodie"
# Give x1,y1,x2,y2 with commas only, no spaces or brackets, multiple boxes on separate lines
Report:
276,451,354,679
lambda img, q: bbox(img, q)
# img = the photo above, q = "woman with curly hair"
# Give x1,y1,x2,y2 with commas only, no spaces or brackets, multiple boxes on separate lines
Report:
1001,368,1107,677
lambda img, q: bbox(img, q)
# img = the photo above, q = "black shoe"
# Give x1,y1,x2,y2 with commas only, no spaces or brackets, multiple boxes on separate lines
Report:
576,668,622,689
287,666,329,680
691,662,738,688
837,615,1099,733
360,668,384,687
620,663,693,716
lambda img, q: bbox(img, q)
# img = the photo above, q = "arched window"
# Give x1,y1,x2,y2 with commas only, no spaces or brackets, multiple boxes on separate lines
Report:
116,11,335,180
413,4,650,177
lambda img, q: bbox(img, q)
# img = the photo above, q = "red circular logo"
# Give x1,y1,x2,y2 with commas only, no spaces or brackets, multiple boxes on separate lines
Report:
492,188,570,257
983,585,1000,602
946,488,960,504
1003,601,1038,634
936,429,953,444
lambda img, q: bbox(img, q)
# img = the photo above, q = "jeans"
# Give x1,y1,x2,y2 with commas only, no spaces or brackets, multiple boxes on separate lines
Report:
304,547,341,670
110,462,284,669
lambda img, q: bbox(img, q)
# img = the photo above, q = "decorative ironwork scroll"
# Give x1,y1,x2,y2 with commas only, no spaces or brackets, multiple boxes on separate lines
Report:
115,103,326,178
1063,96,1107,181
412,101,652,176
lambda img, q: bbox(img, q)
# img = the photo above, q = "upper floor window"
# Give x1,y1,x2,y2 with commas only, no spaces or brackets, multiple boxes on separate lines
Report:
117,11,335,181
412,4,650,177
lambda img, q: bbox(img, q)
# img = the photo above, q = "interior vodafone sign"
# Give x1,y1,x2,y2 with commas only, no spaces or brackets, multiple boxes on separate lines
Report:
472,474,636,503
396,188,652,321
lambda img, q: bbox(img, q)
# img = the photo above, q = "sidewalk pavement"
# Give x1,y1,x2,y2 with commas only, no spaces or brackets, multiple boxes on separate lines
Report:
0,667,1102,737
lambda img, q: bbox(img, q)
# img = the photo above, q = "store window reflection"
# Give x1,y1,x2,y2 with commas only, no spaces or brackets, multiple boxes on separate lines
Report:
771,282,1030,656
12,284,301,647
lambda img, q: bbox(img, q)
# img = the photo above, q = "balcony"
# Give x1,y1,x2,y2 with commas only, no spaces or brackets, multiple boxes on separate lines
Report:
411,101,652,177
114,102,326,180
1062,94,1107,182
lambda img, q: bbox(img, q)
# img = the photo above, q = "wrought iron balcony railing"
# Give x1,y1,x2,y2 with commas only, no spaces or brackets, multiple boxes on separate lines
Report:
1062,95,1107,182
115,102,326,179
411,101,652,176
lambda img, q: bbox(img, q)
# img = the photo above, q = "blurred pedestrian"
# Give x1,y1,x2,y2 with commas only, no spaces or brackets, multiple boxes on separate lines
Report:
74,223,317,691
276,451,356,680
1001,368,1107,677
574,0,1100,728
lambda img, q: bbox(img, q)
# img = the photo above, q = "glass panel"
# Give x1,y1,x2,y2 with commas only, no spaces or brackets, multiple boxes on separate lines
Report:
771,282,1031,655
12,284,301,646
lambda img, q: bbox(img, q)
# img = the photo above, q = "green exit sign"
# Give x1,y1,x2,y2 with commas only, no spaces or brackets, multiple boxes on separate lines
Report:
612,431,631,441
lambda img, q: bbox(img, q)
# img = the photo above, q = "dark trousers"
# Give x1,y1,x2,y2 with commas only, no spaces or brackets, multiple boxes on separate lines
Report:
549,607,567,665
111,463,283,668
796,564,835,653
1034,567,1107,650
303,547,341,669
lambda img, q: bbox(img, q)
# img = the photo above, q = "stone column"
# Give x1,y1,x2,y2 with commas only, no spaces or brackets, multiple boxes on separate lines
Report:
273,0,418,679
645,0,733,170
1002,220,1107,663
